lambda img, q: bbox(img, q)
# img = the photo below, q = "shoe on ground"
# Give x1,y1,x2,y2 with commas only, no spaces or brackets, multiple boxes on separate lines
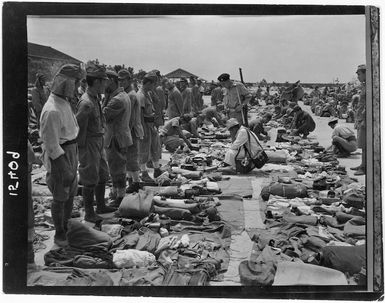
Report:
54,234,69,247
350,165,362,171
217,166,237,175
84,213,104,223
354,169,365,176
153,168,163,179
108,197,123,209
126,182,141,194
96,205,117,214
141,171,155,183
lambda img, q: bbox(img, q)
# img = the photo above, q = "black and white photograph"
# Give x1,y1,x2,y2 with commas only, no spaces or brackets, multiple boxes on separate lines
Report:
2,1,382,300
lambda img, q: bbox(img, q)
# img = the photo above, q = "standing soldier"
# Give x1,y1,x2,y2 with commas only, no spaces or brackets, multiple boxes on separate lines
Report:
351,64,366,176
102,70,132,208
154,76,167,128
190,76,200,114
166,80,184,119
31,73,50,124
217,73,252,126
137,73,162,182
211,82,224,106
197,78,205,110
39,64,82,246
76,65,112,223
149,70,165,166
118,69,144,193
180,77,193,114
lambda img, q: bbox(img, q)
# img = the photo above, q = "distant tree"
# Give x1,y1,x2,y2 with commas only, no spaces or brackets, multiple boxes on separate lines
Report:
127,66,134,75
113,65,123,73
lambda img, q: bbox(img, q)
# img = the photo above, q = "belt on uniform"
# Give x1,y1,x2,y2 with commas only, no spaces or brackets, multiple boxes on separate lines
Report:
144,116,155,123
60,138,77,147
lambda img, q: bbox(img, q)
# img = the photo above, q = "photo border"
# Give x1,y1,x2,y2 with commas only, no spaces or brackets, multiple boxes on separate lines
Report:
2,2,382,299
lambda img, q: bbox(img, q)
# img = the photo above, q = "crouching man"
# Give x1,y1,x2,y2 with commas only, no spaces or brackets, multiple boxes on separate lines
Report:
160,114,194,152
326,118,357,157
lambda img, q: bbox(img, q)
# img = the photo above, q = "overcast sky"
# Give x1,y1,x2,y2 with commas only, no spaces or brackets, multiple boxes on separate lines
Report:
27,15,365,83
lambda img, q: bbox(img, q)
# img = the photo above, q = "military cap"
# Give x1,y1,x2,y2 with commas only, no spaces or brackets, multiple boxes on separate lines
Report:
86,64,109,80
144,71,158,81
106,69,118,79
217,73,230,82
180,77,188,83
118,69,132,80
150,69,161,77
57,64,83,80
357,64,366,71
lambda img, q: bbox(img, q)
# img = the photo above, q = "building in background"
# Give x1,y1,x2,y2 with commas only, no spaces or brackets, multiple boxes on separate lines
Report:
165,68,204,82
28,42,83,85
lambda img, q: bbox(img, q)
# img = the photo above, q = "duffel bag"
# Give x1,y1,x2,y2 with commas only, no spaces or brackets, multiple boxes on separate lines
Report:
265,150,287,164
152,196,201,214
117,189,155,219
261,182,308,201
239,260,275,286
342,191,365,209
153,205,193,221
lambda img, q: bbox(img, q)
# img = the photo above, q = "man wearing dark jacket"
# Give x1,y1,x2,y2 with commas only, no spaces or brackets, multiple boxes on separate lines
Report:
290,105,316,139
103,69,132,208
76,65,112,223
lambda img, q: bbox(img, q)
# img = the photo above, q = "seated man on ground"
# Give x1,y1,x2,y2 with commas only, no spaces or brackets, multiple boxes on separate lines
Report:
180,114,204,138
219,118,262,173
249,113,272,141
201,105,226,127
159,114,194,152
290,105,316,139
326,118,357,157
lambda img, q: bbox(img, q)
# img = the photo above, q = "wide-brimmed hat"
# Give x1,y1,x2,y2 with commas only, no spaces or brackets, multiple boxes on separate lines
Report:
226,118,240,129
328,117,338,126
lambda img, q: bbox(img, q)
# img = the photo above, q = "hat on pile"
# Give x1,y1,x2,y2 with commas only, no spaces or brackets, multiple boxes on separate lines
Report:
328,117,339,126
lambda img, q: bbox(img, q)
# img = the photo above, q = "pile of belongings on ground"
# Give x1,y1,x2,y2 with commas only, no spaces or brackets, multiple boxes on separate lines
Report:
238,132,366,286
29,183,233,286
28,126,237,286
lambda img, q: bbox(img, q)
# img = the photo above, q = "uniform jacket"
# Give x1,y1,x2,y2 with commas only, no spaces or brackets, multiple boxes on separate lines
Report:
103,87,133,149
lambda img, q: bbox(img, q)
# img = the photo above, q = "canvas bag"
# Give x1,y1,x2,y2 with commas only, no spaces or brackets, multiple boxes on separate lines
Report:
118,189,155,219
235,128,269,173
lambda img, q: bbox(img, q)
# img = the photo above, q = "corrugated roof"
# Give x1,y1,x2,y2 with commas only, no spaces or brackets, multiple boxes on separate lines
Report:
28,42,82,63
165,68,198,79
